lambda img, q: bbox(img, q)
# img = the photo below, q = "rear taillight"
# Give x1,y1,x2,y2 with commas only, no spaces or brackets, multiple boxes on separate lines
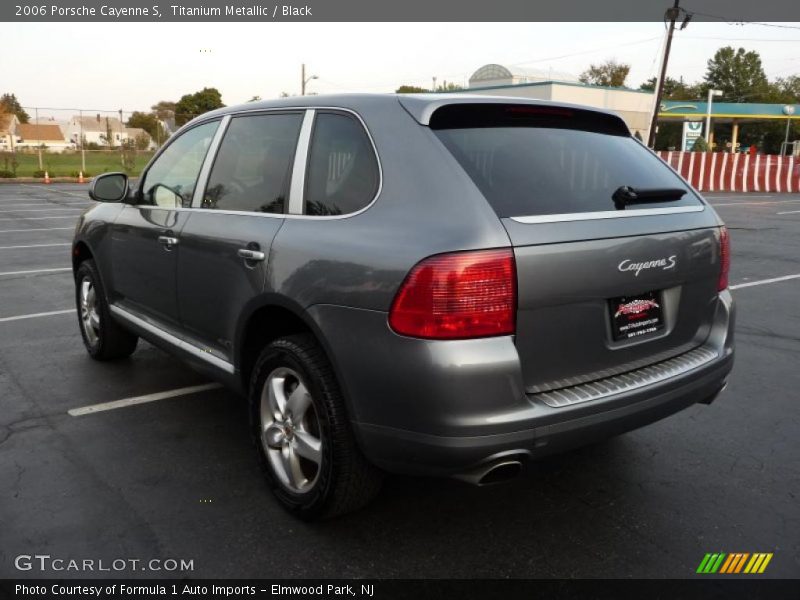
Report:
389,249,516,340
718,226,730,292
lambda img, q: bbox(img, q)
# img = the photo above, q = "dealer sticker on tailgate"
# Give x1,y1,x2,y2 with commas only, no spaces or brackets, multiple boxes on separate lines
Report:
609,290,664,341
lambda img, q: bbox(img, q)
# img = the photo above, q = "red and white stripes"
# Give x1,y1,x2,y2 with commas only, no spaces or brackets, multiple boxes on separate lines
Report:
657,151,798,193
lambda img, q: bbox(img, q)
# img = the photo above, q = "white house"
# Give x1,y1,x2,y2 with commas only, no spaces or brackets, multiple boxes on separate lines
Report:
14,123,72,153
0,113,20,151
64,115,154,148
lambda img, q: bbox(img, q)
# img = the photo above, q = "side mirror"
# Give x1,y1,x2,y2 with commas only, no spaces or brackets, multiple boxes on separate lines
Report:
89,172,128,202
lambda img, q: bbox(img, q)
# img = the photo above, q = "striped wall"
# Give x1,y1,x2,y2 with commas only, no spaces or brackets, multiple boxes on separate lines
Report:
657,151,798,193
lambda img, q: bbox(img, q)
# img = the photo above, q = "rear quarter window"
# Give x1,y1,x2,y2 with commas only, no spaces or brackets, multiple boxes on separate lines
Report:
431,104,701,218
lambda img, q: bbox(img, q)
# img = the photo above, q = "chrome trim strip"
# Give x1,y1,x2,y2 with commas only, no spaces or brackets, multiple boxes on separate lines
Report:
191,115,231,208
288,109,316,215
109,305,235,374
510,205,705,224
531,345,719,408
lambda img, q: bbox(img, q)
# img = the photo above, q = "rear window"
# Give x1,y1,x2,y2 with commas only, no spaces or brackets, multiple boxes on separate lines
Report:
431,104,700,218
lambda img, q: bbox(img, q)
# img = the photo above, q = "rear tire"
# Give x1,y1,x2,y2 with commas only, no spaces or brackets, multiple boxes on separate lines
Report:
249,334,383,519
75,259,138,360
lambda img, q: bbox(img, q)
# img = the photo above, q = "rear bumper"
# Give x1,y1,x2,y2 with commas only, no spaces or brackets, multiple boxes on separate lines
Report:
358,348,732,476
308,290,735,478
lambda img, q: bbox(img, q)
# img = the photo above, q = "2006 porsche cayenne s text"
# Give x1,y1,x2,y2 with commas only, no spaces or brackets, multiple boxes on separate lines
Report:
72,94,734,519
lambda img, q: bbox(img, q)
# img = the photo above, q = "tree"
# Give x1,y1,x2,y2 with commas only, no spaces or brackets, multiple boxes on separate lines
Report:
126,111,165,142
692,136,709,152
704,47,769,102
151,100,176,121
579,60,631,87
134,132,151,151
436,81,463,92
640,76,700,100
174,88,225,126
396,85,428,93
0,93,29,123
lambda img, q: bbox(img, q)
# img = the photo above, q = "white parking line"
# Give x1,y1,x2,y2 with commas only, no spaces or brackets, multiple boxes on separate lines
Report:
0,243,70,250
0,309,75,323
0,208,83,213
0,227,74,233
68,383,224,416
0,216,77,221
711,199,800,207
776,209,800,215
0,267,72,276
730,274,800,290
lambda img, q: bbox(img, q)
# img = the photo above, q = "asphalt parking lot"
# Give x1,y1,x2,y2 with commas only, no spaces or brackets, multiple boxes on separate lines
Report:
0,183,798,579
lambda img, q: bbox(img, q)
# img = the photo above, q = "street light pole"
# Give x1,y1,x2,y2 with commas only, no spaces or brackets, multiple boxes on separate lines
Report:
301,63,318,96
706,89,723,151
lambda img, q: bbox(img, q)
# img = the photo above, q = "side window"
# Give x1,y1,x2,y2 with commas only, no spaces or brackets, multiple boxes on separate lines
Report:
202,113,303,213
140,121,218,208
304,112,379,216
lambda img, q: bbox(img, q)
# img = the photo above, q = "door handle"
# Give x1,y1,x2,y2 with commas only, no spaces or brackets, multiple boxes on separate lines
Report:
158,235,179,249
237,248,266,262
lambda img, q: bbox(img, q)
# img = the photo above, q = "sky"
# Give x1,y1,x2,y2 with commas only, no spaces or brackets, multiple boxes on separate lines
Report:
3,21,799,119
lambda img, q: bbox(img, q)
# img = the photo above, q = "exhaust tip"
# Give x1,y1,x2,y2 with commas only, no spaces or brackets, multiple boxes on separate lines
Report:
478,461,523,485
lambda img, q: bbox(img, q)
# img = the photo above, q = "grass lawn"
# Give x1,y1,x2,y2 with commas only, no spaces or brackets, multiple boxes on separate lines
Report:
1,151,155,178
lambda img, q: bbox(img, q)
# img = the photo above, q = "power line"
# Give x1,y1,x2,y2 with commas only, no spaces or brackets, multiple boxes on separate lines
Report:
682,10,800,30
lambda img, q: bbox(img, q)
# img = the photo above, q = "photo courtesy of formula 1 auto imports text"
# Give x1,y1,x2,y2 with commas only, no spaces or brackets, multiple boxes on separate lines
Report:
1,0,799,598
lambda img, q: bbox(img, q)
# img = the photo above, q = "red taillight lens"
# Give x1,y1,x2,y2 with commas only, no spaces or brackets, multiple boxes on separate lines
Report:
718,226,730,291
389,249,516,340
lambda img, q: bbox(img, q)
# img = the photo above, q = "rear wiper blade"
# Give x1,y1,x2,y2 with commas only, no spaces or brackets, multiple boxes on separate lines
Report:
612,186,687,210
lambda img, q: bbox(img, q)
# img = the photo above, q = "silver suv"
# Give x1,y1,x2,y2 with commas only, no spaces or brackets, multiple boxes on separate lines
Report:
73,94,735,518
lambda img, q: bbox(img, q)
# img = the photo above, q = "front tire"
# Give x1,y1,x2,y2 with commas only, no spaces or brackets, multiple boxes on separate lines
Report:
249,334,382,519
75,259,138,360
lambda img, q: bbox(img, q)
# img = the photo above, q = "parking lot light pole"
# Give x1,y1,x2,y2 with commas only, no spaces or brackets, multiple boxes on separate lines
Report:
301,64,318,96
706,89,723,152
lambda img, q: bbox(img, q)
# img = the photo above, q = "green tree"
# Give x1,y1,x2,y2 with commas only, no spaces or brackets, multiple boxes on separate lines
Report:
579,60,631,87
0,93,30,123
436,81,463,92
126,111,165,142
396,85,428,93
151,100,176,121
174,88,225,126
640,76,700,100
704,47,769,102
692,136,709,152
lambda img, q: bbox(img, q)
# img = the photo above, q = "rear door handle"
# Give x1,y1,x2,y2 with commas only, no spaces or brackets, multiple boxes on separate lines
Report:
158,235,179,248
237,248,266,261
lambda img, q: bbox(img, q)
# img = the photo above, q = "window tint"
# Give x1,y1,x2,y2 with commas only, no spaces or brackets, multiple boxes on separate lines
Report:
140,121,218,208
304,112,379,216
434,121,700,218
203,113,303,213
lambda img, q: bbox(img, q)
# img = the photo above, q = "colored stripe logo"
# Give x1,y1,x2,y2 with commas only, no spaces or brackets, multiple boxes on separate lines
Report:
697,552,773,574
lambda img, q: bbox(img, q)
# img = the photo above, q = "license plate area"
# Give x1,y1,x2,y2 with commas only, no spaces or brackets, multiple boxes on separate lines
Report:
609,290,665,341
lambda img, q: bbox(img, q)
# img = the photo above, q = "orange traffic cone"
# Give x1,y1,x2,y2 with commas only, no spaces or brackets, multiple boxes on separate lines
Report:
78,171,84,184
44,171,51,184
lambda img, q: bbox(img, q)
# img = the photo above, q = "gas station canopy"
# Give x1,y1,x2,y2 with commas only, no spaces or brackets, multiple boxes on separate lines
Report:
659,101,799,123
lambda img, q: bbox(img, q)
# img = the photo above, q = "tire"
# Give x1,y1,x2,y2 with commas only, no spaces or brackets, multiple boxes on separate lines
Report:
249,334,383,519
75,259,138,360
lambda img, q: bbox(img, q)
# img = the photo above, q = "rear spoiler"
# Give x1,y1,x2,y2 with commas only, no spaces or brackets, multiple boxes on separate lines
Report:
397,94,630,136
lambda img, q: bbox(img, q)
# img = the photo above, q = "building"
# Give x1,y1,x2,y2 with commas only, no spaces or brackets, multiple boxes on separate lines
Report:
460,63,656,140
0,113,20,151
468,64,580,88
124,127,156,150
63,115,155,149
658,100,800,154
14,123,72,152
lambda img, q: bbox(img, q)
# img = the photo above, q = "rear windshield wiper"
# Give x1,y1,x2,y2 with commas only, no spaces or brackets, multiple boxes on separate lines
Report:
612,186,687,210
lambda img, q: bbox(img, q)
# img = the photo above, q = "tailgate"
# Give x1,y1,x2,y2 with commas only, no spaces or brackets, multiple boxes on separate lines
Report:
504,216,723,392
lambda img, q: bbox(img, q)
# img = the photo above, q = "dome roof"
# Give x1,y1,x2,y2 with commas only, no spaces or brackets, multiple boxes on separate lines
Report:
469,63,579,85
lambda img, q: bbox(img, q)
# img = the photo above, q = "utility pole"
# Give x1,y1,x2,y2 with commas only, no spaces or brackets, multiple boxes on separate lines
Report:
35,107,42,170
301,63,306,96
647,0,681,148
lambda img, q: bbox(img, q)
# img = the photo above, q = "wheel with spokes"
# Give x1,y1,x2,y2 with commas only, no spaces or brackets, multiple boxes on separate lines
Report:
75,259,138,360
250,334,382,519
